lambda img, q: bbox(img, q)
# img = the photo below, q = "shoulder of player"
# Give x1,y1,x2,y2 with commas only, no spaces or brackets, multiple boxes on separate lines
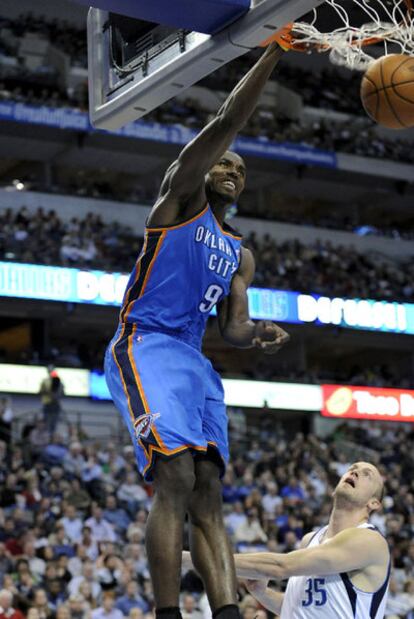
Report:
146,185,207,228
238,246,255,277
331,525,388,559
299,531,317,549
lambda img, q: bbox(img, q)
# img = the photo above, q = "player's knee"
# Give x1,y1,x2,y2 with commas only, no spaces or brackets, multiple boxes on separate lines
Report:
194,459,222,499
197,473,222,503
189,475,223,525
153,453,196,500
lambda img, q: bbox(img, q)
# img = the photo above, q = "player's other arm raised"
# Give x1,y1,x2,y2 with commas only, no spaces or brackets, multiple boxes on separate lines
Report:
217,247,289,352
148,44,285,227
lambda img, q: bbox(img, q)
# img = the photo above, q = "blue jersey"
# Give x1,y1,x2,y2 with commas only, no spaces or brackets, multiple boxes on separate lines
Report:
119,204,242,349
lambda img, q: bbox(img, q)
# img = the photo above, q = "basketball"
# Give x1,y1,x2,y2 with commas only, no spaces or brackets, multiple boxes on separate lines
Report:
360,54,414,129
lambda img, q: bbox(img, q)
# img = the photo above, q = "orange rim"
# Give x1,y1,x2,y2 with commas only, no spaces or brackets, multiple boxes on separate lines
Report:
260,0,413,53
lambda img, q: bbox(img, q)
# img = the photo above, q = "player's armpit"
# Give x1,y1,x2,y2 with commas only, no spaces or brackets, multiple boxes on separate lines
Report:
282,528,388,578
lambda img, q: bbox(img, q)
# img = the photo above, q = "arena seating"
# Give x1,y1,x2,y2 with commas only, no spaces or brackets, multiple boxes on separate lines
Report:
0,409,413,618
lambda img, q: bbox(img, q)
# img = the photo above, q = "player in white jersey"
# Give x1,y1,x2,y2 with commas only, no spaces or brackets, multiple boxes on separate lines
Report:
183,461,389,619
233,461,390,619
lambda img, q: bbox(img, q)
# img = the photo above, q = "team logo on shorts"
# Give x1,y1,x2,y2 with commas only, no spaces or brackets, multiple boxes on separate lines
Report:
134,413,160,439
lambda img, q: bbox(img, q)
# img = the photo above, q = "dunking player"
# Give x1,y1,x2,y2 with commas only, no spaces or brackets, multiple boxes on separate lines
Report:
207,462,389,619
104,43,289,619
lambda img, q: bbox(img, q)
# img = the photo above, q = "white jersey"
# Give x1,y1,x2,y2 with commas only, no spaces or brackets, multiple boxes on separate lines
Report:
280,523,390,619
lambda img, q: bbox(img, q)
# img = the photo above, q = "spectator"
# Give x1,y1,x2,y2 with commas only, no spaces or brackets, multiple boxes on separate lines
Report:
77,526,99,562
103,496,130,535
44,578,66,612
234,508,268,546
0,398,13,448
85,504,116,543
280,477,307,502
31,589,53,619
39,369,64,437
63,444,86,479
124,545,149,580
60,505,83,544
28,421,49,457
55,606,71,619
0,544,13,581
180,594,204,619
95,555,123,591
385,577,414,617
125,511,147,544
116,472,147,513
114,581,149,615
91,593,123,619
261,481,282,516
65,479,91,512
23,540,45,578
224,502,247,536
68,594,89,619
68,560,101,600
0,590,25,619
81,459,103,499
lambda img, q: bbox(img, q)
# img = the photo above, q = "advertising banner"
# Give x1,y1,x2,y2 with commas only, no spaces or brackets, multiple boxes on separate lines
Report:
322,384,414,422
0,101,337,168
0,364,89,397
1,262,413,335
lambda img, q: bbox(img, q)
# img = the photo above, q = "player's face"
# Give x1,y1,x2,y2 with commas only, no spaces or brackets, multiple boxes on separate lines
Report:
206,152,246,202
334,461,383,508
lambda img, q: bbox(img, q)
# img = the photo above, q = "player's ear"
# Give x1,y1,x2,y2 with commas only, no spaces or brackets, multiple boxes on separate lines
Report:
367,496,381,514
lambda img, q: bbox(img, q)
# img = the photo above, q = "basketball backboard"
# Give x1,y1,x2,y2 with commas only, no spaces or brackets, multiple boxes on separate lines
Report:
88,0,324,131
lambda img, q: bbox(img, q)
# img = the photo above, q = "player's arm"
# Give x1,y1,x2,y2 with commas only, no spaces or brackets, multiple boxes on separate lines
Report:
242,532,315,615
217,247,289,352
148,44,285,226
181,554,284,614
246,580,284,616
233,528,387,580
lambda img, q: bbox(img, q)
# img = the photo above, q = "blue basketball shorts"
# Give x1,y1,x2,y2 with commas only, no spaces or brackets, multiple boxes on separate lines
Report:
104,323,229,482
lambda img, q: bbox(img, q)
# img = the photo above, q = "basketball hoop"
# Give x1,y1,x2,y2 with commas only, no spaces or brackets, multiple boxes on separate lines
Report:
268,0,414,70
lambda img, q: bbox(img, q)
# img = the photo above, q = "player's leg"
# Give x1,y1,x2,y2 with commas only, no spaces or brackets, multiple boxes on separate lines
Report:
146,451,196,610
187,455,239,615
188,360,240,617
104,329,209,617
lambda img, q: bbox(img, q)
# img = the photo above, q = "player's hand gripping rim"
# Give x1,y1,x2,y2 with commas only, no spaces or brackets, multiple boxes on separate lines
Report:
252,320,290,354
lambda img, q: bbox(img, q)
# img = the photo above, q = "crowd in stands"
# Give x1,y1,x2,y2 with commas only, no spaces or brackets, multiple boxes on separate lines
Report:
244,232,414,303
243,362,414,392
1,207,413,303
148,100,414,165
0,14,87,68
3,173,413,241
201,59,364,116
236,203,414,242
1,15,414,165
0,403,414,619
0,207,142,274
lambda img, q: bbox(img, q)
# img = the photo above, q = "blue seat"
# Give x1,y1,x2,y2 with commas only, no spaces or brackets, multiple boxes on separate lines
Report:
75,0,250,34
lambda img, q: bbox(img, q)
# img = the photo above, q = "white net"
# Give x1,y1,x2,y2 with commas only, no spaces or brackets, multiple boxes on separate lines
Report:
292,0,414,70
